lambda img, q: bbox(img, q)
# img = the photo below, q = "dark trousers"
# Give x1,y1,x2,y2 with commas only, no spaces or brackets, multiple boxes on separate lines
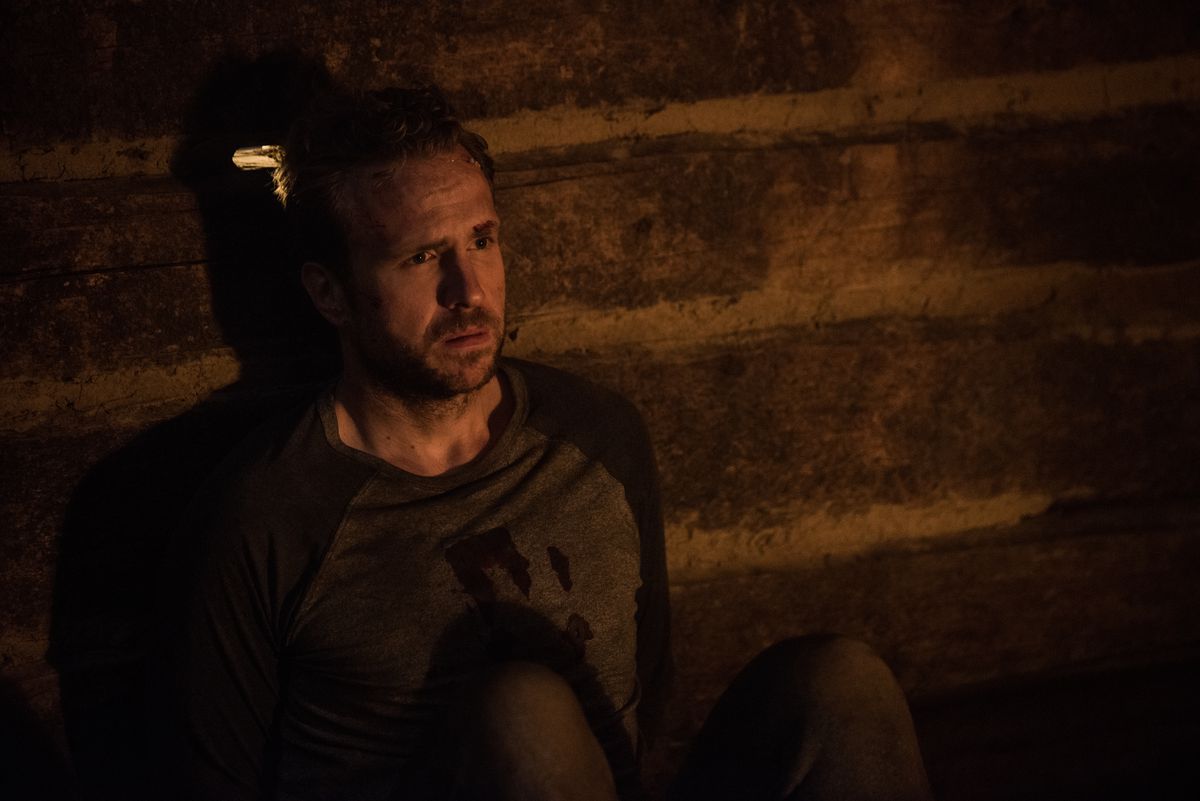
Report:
439,634,932,801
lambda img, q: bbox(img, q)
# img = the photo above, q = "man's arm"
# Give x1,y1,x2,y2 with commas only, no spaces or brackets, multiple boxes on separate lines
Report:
629,413,673,745
164,492,282,801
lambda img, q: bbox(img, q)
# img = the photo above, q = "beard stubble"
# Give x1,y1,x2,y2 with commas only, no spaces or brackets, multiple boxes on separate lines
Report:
354,306,505,402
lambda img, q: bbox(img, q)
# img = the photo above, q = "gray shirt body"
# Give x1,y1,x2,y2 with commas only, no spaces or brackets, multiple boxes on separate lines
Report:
173,359,670,800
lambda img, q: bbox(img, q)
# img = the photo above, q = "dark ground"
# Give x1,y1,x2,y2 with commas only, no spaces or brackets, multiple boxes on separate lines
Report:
915,657,1200,801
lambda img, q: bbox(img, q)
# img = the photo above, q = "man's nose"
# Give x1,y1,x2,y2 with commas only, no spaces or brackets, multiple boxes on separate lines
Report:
438,250,484,309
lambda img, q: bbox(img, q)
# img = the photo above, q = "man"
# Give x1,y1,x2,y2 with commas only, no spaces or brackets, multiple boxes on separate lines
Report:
170,85,932,801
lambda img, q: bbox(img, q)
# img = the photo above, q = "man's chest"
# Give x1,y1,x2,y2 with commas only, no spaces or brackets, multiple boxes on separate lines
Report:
282,453,643,714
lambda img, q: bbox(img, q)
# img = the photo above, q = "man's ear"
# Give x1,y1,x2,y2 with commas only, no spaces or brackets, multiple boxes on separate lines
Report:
301,261,351,327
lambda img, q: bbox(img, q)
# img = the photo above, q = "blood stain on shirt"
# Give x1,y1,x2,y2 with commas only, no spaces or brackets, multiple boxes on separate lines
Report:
444,526,533,603
564,612,594,659
547,545,572,591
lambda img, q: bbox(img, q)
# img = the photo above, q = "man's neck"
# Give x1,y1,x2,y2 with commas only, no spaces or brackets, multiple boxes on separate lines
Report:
332,371,511,477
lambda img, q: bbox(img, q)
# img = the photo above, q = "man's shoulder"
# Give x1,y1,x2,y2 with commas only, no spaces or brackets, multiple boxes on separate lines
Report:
505,358,656,486
201,396,319,492
169,393,374,638
508,358,647,437
188,392,373,536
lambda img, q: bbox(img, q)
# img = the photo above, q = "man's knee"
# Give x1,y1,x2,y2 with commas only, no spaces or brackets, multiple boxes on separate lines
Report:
699,634,908,750
750,634,900,704
468,661,582,732
455,660,609,762
451,661,618,800
673,636,929,801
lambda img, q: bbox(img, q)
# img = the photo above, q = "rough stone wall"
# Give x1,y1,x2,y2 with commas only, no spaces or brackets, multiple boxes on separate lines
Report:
2,0,1199,793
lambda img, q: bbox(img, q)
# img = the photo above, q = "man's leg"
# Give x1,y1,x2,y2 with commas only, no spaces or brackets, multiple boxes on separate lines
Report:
670,635,933,801
445,661,619,801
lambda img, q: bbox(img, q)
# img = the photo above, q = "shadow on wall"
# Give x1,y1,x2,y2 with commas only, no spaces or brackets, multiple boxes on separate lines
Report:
0,676,79,801
46,51,339,800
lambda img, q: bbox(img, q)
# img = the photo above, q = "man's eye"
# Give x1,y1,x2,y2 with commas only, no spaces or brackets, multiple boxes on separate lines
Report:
474,236,493,250
409,251,433,265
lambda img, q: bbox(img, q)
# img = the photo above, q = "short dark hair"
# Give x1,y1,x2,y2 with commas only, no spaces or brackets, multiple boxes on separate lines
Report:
274,84,494,277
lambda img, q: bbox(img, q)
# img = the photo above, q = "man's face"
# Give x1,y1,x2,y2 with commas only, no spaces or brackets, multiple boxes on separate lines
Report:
336,150,505,400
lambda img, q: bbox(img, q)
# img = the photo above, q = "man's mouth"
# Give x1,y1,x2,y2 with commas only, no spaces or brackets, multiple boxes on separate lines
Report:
441,327,492,348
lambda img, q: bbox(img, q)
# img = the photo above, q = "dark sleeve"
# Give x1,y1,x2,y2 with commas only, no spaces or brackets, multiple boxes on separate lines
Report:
167,487,282,801
161,403,371,801
630,415,673,745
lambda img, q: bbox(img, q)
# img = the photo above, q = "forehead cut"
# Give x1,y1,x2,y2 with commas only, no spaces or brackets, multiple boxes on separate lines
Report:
354,151,485,209
339,151,497,245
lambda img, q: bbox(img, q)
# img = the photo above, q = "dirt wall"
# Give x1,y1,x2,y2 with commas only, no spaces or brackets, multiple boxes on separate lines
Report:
2,1,1198,794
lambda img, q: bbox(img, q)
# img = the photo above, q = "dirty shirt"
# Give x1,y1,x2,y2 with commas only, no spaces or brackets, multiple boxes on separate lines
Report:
171,359,670,800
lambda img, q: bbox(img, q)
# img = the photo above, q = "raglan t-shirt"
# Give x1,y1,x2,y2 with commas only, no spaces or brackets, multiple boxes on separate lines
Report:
171,358,670,800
